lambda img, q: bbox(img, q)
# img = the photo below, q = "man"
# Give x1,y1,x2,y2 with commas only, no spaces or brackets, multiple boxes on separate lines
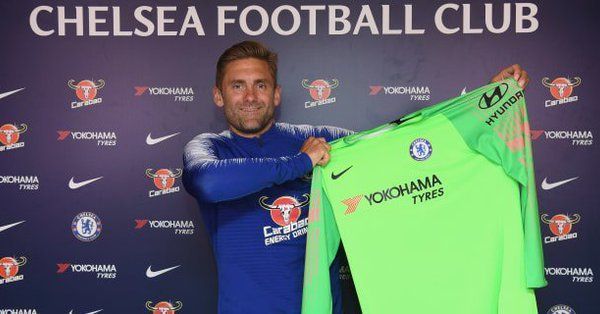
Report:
183,40,530,313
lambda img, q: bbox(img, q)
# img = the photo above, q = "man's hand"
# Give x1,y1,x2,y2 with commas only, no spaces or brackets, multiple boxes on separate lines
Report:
300,137,331,167
491,64,530,89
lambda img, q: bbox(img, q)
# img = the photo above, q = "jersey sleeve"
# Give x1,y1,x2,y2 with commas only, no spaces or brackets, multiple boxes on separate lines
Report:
444,78,547,288
302,167,342,313
183,134,313,203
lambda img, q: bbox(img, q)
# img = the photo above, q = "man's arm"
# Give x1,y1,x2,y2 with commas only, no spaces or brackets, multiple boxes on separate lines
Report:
183,133,330,203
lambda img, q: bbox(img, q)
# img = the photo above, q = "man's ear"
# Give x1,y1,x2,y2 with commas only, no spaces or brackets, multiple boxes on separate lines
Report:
274,84,281,107
213,86,224,107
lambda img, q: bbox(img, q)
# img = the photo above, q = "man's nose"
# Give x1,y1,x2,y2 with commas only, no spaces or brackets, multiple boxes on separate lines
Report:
244,87,257,102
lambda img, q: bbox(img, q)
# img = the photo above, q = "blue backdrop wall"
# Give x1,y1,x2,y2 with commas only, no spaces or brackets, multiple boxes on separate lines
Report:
0,1,597,313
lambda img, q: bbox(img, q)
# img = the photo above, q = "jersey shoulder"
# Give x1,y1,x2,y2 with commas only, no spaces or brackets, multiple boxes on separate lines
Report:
275,122,354,142
183,131,232,167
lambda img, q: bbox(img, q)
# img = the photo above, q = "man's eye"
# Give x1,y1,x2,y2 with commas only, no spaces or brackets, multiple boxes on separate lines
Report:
233,84,242,90
257,83,266,89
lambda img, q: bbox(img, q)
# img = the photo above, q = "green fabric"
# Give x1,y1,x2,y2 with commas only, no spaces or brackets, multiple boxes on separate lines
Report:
302,78,546,314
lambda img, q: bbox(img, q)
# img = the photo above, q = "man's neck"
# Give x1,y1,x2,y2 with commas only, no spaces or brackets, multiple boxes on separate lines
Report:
229,120,275,138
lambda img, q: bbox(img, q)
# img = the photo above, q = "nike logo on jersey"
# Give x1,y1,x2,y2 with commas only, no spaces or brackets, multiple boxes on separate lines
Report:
541,177,579,190
146,132,180,145
0,220,25,233
0,88,25,101
146,265,181,278
68,176,103,190
331,166,353,180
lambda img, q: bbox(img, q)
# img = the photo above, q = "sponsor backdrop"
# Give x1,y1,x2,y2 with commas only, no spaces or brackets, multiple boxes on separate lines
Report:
0,1,597,313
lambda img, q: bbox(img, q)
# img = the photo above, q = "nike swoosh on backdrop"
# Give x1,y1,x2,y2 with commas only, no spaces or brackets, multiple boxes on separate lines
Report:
0,88,25,101
541,177,579,190
146,132,180,145
146,265,181,278
68,177,103,190
0,220,25,233
68,310,103,314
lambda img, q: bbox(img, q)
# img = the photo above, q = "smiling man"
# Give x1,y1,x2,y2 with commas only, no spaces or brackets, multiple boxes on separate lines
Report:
183,40,530,314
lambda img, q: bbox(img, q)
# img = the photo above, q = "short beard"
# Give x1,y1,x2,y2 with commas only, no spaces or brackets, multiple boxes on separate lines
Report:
224,103,275,136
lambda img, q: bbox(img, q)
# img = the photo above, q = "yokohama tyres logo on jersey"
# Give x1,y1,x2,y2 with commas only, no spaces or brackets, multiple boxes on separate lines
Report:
542,76,581,108
146,168,182,198
343,174,445,216
146,301,182,314
68,79,105,109
56,263,117,279
0,123,27,152
302,78,338,108
0,256,27,285
260,194,310,246
541,213,580,244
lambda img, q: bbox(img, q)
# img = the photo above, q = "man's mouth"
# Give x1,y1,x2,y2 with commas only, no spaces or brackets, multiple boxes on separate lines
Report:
240,105,261,113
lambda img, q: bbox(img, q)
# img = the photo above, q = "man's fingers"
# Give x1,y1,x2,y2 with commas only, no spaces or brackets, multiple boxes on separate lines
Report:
518,70,529,88
317,152,330,166
512,64,521,80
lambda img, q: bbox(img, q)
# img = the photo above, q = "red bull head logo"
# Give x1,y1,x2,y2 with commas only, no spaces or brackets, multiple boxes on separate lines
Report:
146,168,182,190
145,301,182,314
259,194,310,227
542,77,581,100
542,214,580,236
0,123,27,146
302,79,339,101
0,256,27,279
68,79,105,101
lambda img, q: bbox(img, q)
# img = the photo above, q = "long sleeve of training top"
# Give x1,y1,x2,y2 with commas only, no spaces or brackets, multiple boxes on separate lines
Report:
183,123,353,203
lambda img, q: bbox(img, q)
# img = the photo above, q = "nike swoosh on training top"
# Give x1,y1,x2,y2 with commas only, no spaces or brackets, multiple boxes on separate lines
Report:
146,265,181,278
68,176,103,190
331,166,353,180
0,220,25,233
146,132,181,145
0,88,25,101
541,177,579,190
68,310,103,314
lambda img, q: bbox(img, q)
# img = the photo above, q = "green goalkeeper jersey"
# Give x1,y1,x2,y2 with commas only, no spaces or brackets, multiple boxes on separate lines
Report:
302,78,547,314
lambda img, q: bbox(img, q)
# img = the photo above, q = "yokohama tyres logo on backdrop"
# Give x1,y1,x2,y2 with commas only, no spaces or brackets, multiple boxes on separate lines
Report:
56,263,117,279
545,266,593,283
369,84,430,101
134,219,195,235
0,175,39,190
134,86,194,102
529,129,593,146
68,79,105,109
57,130,117,146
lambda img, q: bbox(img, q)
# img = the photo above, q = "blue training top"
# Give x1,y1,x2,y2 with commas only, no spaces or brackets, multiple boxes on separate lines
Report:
183,122,352,314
